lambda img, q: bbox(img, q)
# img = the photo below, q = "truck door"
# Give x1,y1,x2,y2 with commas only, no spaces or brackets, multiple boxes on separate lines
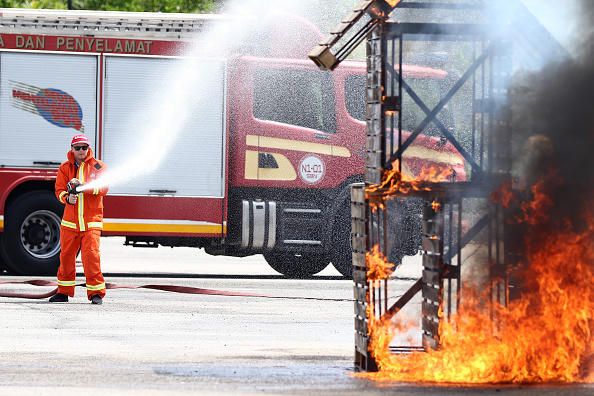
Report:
236,57,348,190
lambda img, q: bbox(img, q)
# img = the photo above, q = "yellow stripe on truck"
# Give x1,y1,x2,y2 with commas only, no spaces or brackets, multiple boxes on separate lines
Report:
246,136,460,164
246,135,351,158
404,145,464,165
244,150,297,181
103,221,226,234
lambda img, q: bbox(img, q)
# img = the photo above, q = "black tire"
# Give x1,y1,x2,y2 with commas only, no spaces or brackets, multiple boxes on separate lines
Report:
365,199,415,268
331,199,353,279
385,197,421,263
0,191,63,276
264,252,329,278
0,245,5,273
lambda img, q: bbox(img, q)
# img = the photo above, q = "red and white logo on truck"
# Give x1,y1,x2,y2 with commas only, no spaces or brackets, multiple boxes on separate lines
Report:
10,80,85,132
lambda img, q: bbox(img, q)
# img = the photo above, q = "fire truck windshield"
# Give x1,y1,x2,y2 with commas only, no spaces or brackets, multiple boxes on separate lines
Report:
345,74,454,136
253,67,337,133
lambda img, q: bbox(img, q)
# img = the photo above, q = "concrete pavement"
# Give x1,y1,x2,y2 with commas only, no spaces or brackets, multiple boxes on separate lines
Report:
0,237,591,395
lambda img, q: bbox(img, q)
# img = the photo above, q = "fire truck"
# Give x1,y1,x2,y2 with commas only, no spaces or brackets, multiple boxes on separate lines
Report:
0,8,464,277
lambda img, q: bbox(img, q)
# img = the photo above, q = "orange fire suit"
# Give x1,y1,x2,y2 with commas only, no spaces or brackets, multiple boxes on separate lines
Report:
55,148,108,300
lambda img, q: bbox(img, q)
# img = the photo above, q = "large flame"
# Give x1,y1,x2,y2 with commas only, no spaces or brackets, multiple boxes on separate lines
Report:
358,179,594,384
367,244,395,281
366,160,454,210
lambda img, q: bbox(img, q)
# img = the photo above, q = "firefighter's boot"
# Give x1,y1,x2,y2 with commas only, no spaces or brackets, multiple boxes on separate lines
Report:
91,295,102,305
49,293,69,303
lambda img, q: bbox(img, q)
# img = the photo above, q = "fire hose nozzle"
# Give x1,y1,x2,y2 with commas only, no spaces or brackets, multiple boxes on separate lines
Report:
67,183,76,195
67,182,83,195
67,178,81,194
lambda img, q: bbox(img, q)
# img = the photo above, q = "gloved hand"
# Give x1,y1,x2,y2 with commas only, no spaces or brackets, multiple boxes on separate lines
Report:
67,178,81,195
67,194,78,205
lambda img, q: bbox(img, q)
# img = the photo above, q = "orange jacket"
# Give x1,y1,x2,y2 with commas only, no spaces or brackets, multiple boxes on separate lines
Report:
55,148,108,231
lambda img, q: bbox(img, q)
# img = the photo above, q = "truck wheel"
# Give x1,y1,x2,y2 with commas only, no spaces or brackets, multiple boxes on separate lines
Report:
264,252,329,278
331,200,353,279
386,198,421,263
0,191,63,276
0,244,5,273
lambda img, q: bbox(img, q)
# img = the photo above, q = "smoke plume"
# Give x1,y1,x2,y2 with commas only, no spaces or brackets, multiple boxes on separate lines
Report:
510,0,594,231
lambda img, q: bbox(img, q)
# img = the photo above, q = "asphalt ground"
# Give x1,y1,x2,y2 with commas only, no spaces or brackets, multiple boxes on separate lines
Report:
0,237,592,395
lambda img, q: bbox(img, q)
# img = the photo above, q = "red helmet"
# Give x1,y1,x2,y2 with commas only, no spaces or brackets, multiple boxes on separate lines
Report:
71,134,89,146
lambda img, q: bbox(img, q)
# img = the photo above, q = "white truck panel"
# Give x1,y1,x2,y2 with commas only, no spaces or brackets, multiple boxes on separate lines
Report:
0,52,97,168
102,56,226,197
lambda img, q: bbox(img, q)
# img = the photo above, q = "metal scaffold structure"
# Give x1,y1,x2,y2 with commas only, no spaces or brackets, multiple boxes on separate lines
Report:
310,0,568,371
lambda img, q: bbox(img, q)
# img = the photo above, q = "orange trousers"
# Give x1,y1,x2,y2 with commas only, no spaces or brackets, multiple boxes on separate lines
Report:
57,228,106,300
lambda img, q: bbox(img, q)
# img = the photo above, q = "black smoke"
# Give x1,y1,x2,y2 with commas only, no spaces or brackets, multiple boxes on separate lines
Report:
504,4,594,377
510,0,594,231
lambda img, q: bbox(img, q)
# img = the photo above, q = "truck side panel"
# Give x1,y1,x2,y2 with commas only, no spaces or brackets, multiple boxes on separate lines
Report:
102,195,225,236
102,56,226,197
100,55,228,237
0,52,97,167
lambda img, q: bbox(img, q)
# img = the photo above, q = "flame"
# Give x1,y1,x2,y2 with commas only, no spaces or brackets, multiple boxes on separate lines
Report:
367,244,394,281
490,180,516,208
357,180,594,384
385,0,402,7
366,160,454,210
431,200,441,212
518,181,555,225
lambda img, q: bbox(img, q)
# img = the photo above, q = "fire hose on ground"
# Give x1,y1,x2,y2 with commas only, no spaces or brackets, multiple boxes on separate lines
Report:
0,279,357,302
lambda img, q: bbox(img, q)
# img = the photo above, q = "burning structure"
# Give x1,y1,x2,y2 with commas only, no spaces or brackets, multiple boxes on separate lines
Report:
311,0,593,384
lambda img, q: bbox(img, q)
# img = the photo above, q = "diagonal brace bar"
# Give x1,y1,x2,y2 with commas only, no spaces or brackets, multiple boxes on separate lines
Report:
380,278,422,321
386,62,484,178
444,212,491,263
379,215,491,321
387,47,491,174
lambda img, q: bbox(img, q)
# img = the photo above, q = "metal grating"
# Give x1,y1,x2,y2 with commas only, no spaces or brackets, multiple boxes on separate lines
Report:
308,0,569,375
350,0,528,372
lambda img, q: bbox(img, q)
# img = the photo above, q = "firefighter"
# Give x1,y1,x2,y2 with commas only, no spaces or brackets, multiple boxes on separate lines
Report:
49,134,108,304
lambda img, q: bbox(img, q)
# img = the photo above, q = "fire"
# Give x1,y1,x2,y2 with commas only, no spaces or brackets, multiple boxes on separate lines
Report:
490,180,516,208
385,0,402,7
357,180,594,384
518,180,555,225
366,160,454,210
367,244,394,281
431,200,440,212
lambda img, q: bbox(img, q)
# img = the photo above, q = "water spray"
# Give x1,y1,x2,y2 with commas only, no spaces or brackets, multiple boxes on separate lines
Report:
64,1,346,195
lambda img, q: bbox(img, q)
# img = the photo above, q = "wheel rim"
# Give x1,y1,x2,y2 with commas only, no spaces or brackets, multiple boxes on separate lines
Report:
19,210,61,259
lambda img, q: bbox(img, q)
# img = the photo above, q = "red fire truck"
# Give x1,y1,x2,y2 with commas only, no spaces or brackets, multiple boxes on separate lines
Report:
0,8,464,277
